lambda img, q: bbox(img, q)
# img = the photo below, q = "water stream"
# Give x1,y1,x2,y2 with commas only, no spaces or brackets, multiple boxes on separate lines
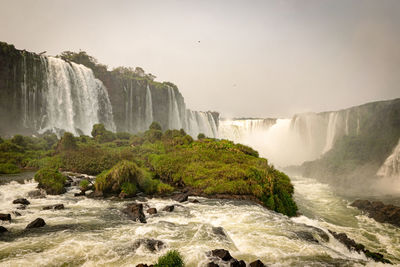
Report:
1,173,399,266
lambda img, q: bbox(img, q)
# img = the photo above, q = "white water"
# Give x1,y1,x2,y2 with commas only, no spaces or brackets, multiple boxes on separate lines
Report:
377,138,400,179
144,85,154,130
39,57,115,136
1,173,398,266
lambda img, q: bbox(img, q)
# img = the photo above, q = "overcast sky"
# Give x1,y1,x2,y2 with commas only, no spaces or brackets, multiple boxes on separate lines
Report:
1,0,399,118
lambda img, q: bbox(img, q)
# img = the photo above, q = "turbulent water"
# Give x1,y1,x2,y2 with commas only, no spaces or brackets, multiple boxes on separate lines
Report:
1,173,399,266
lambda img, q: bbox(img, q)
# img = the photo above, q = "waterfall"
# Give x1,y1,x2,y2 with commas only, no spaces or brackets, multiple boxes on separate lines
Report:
377,138,400,178
40,57,115,136
167,86,182,130
144,84,153,129
322,112,340,153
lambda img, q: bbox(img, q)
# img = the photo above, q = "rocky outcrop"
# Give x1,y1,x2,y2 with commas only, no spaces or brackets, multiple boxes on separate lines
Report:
42,204,64,210
351,199,400,227
122,203,146,223
147,208,157,215
249,260,266,267
171,192,189,203
0,213,11,222
0,226,8,233
26,218,46,229
206,249,249,267
162,205,174,212
329,230,391,264
132,239,165,252
13,198,30,205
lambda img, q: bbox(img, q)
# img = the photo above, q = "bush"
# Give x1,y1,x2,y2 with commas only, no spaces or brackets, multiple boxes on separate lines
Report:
11,135,26,147
145,129,162,143
149,121,162,131
155,250,184,267
116,132,131,140
34,168,66,195
0,163,20,174
91,124,116,143
79,179,90,191
197,133,206,139
57,132,77,151
121,181,137,196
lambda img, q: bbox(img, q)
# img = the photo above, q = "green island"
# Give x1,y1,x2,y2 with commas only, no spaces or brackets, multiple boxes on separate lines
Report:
0,122,297,217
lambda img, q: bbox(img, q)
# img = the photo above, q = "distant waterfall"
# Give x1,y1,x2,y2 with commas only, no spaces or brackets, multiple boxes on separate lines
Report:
167,86,182,130
40,57,115,136
377,138,400,178
144,85,153,129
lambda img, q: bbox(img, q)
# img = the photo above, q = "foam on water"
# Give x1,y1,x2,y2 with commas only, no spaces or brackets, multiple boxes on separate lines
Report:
1,173,399,266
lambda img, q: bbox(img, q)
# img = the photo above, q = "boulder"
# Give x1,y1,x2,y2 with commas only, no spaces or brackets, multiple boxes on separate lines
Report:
207,263,219,267
136,264,154,267
13,198,30,205
172,192,189,203
231,260,246,267
162,205,174,212
42,204,64,210
212,226,227,238
191,199,200,203
351,199,400,227
0,213,11,222
133,238,165,252
122,203,146,223
0,226,8,233
74,191,85,197
295,231,319,243
249,260,266,267
26,218,46,229
147,208,157,215
27,189,46,199
211,249,233,261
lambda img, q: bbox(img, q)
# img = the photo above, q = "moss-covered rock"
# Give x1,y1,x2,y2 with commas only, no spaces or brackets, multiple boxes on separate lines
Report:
34,168,66,195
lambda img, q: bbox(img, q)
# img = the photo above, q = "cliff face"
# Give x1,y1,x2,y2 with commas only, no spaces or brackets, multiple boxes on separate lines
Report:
0,42,219,138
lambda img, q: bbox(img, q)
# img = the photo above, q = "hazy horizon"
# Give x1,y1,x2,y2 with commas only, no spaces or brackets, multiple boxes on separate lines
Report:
1,0,399,118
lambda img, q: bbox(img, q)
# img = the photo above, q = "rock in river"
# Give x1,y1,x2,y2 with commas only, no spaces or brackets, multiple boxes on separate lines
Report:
13,198,30,205
122,203,146,223
26,218,46,229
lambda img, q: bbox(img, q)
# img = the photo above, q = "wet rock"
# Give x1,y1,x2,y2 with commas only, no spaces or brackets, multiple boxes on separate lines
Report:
172,192,189,202
351,199,400,227
133,238,165,252
13,198,30,205
87,190,103,198
16,204,27,210
122,203,146,223
211,249,233,261
191,199,200,203
249,260,266,267
0,213,11,222
329,230,391,264
207,263,219,267
295,231,319,243
147,208,157,215
27,189,46,199
42,204,64,210
231,260,246,267
74,191,85,197
0,226,8,233
64,181,72,187
162,205,174,212
136,264,153,267
12,211,21,217
26,218,46,229
212,226,227,237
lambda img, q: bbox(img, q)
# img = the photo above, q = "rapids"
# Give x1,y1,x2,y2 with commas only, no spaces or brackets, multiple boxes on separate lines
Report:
1,173,399,266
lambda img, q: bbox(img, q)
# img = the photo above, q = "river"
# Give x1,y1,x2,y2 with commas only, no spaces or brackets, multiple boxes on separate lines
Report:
0,172,399,266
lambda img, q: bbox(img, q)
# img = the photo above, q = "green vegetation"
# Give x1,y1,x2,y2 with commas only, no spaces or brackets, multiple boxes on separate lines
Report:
0,163,20,174
79,179,90,191
0,123,297,216
34,168,66,195
155,250,184,267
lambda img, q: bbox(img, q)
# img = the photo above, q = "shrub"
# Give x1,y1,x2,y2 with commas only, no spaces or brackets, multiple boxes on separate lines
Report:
0,163,20,174
145,129,162,143
34,168,66,195
57,132,77,151
149,121,162,131
116,132,131,140
197,133,206,139
121,181,137,196
91,124,116,143
155,250,184,267
11,135,26,147
79,179,90,191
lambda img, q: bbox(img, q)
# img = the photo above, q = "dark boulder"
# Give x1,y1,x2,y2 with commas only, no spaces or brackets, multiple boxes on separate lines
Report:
0,226,8,233
211,249,233,261
295,231,319,243
133,239,165,252
43,204,64,210
207,263,219,267
13,198,30,205
351,199,400,227
172,192,189,202
212,226,227,238
136,264,153,267
231,260,246,267
147,208,157,215
329,230,391,264
162,205,174,212
250,260,266,267
27,189,46,199
0,213,11,222
26,218,46,229
12,211,21,217
122,203,146,223
74,191,85,197
191,199,200,203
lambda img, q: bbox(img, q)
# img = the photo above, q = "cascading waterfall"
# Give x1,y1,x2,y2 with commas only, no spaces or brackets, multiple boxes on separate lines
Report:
377,138,400,178
167,86,183,130
144,84,154,130
40,57,115,136
322,112,340,153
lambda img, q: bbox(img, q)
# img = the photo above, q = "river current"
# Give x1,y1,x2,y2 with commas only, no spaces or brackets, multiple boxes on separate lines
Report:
0,172,399,266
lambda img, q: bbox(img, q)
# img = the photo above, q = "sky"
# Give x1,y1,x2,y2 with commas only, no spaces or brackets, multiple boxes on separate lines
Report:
1,0,399,118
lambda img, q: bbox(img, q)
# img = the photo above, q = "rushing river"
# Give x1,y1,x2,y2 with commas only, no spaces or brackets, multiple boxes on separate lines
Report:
0,173,399,267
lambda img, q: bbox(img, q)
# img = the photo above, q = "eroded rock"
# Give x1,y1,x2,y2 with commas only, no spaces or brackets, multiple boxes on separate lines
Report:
26,218,46,229
13,198,30,205
42,204,64,210
162,205,174,212
133,238,165,252
249,260,266,267
0,213,11,222
351,199,400,227
147,208,157,215
122,203,146,223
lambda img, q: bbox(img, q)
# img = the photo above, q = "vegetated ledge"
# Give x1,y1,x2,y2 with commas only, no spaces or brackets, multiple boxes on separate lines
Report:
0,122,298,217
